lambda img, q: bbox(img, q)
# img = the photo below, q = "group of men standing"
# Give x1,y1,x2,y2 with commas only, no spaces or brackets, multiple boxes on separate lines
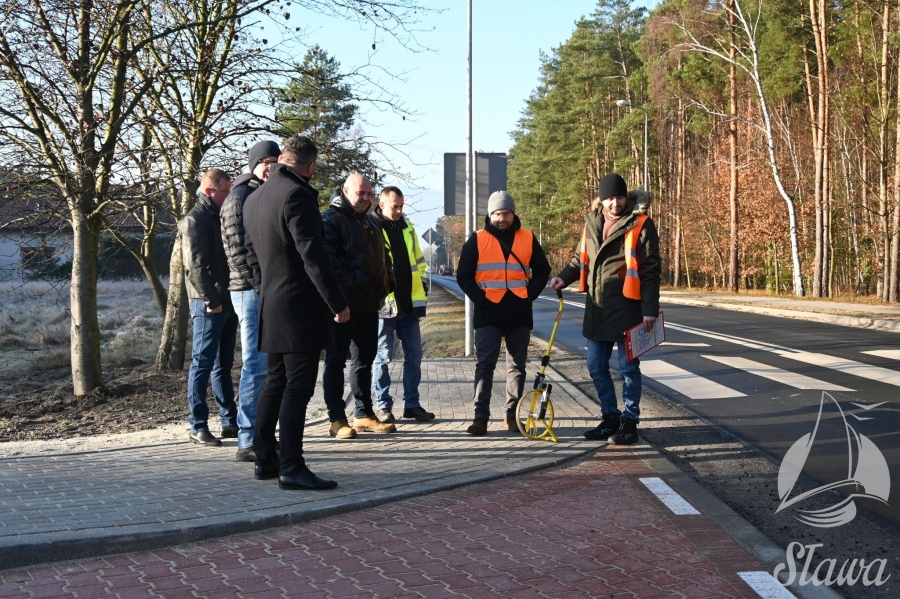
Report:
180,135,433,490
179,131,662,491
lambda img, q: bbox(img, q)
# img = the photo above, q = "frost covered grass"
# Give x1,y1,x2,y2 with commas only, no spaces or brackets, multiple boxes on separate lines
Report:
0,280,164,371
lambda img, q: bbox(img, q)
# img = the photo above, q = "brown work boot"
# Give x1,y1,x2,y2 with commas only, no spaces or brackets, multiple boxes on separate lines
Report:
466,418,488,436
503,416,518,432
354,416,397,434
329,419,358,439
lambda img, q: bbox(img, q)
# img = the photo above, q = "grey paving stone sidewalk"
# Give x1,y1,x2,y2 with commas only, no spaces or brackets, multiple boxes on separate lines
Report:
0,358,597,569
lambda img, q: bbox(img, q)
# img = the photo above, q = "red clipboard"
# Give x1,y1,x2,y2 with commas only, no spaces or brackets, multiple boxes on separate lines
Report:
624,311,665,361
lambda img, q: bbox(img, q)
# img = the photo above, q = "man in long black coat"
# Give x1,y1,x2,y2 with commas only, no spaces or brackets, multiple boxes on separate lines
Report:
244,134,349,490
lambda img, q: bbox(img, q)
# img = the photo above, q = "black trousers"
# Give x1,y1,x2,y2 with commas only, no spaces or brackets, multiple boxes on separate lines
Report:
323,312,379,421
254,351,319,477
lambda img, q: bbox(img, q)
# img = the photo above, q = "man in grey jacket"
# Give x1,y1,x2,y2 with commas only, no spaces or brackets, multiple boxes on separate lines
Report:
181,168,238,447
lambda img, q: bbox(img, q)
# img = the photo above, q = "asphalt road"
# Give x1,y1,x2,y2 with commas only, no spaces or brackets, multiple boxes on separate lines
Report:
430,275,900,530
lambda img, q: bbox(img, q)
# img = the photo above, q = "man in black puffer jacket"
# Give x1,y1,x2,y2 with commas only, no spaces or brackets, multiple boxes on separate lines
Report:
321,173,395,438
220,140,280,462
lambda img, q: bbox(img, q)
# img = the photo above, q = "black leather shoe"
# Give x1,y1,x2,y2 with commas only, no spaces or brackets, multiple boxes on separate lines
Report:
278,469,338,490
255,461,280,481
220,426,238,438
189,430,222,446
403,406,435,421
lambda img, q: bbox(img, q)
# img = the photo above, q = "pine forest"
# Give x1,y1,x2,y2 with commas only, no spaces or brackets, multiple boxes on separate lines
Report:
444,0,900,300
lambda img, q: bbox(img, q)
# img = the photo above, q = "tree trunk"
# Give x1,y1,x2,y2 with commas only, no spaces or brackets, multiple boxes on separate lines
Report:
141,235,168,316
728,0,739,293
155,233,190,371
70,210,105,395
879,0,891,301
891,0,900,302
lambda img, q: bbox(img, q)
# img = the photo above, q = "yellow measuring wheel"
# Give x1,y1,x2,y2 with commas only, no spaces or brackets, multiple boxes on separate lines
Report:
515,289,564,443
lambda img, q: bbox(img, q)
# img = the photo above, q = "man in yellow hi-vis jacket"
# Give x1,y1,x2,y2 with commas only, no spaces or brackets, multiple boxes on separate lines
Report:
368,186,435,423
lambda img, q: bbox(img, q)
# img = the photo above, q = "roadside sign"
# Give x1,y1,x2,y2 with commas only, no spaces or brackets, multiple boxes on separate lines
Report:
443,152,507,216
422,228,442,246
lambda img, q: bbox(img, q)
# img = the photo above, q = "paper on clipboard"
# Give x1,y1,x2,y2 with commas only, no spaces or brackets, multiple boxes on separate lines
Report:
625,311,665,361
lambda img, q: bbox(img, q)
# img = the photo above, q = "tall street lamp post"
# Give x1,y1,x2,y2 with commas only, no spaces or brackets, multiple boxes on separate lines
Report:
616,99,649,191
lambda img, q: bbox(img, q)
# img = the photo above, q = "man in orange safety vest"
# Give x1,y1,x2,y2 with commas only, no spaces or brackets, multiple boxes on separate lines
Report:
456,191,551,436
550,173,661,446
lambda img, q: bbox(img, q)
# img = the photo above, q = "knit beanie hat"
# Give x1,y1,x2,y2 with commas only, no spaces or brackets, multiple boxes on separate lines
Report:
487,190,515,214
248,140,281,173
598,173,628,201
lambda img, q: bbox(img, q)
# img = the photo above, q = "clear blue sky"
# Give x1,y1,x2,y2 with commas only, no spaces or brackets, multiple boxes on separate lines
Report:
294,1,658,238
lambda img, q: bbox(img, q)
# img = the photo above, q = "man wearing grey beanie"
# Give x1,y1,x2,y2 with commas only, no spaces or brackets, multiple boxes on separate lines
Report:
456,190,551,436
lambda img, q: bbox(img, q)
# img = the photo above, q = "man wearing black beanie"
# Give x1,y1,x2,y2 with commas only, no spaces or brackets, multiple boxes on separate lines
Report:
220,139,281,462
549,173,661,446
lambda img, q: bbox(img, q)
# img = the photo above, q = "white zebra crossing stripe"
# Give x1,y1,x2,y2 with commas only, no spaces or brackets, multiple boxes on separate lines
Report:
862,349,900,360
666,322,900,388
738,572,796,598
702,355,854,391
639,477,700,515
773,350,900,388
640,360,746,399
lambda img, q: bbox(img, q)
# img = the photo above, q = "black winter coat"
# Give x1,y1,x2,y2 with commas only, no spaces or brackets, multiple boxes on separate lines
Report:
456,215,551,330
321,191,394,313
243,164,347,353
180,193,231,310
556,191,661,342
220,172,263,291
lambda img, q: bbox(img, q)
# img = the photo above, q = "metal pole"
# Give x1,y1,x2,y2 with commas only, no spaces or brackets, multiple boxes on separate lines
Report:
464,0,474,356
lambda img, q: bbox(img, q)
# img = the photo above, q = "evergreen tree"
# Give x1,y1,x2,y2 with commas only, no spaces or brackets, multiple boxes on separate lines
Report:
276,46,378,198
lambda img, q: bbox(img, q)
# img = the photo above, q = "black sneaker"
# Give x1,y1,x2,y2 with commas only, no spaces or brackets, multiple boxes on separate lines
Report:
583,415,621,441
403,406,435,421
220,425,238,438
609,419,639,446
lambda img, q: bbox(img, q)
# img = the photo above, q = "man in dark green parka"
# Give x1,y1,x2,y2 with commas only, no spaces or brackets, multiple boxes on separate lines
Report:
550,173,661,445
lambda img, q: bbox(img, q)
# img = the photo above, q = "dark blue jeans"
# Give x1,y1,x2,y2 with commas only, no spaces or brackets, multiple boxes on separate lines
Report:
372,312,423,411
324,312,379,421
587,339,642,422
187,299,238,432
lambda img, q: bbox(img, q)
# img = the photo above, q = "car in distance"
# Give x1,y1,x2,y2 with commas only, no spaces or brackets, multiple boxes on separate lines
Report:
440,265,453,276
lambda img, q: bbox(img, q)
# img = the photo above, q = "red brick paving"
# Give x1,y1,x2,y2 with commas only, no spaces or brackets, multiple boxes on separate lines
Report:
1,451,765,598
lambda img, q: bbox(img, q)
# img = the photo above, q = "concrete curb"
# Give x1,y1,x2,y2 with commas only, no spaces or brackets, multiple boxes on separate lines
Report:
0,448,593,569
660,296,900,333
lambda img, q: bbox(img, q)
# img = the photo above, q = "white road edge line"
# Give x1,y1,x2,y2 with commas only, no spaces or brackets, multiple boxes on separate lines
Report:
638,477,700,515
738,571,796,598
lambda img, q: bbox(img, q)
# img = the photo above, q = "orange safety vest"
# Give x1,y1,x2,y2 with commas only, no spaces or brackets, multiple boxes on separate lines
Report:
579,215,648,300
475,228,534,303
